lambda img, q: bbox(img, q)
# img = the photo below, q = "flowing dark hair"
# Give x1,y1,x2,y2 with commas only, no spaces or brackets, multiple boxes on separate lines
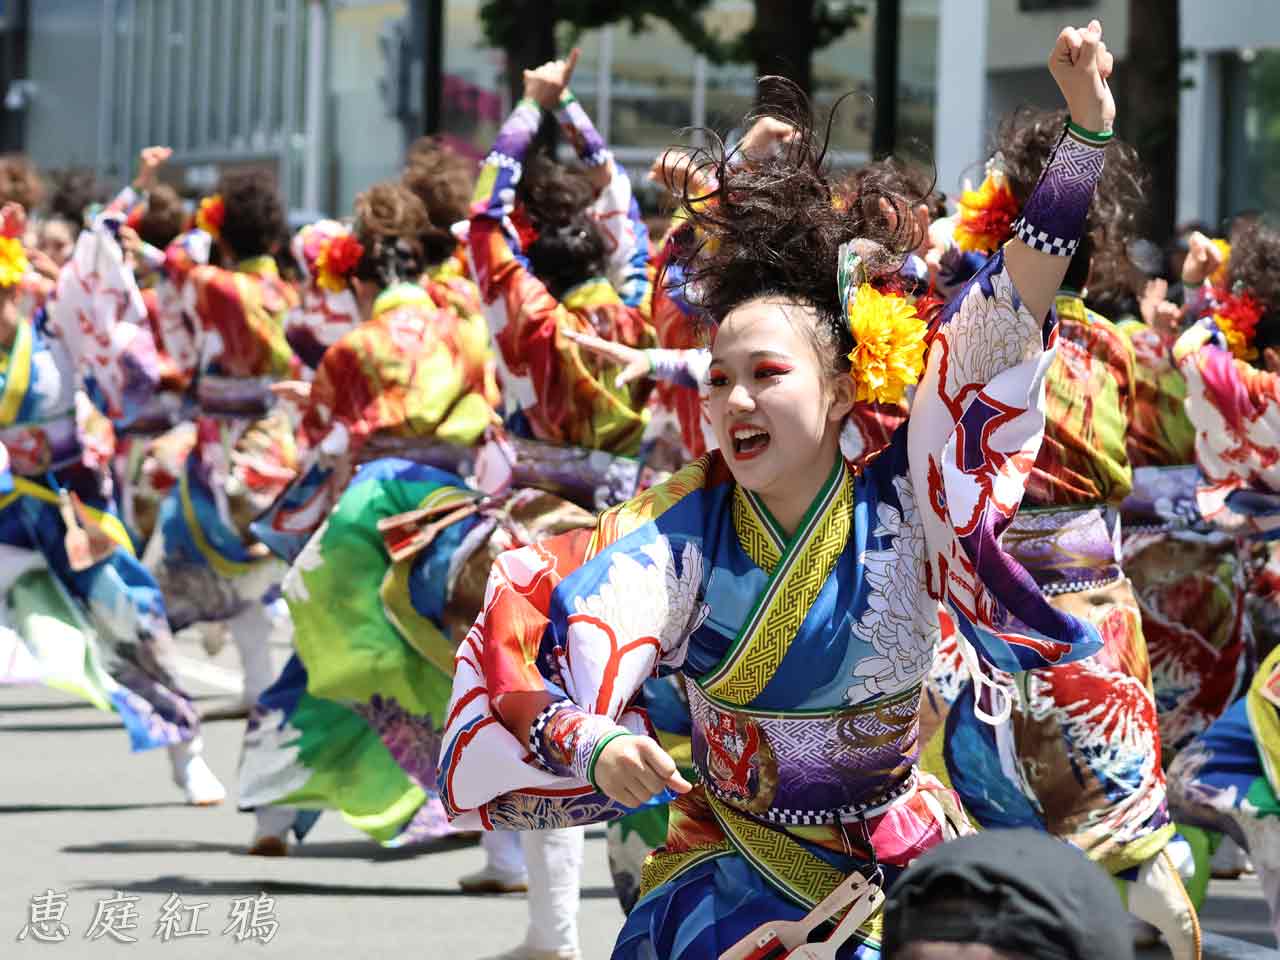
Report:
516,149,607,299
665,79,930,376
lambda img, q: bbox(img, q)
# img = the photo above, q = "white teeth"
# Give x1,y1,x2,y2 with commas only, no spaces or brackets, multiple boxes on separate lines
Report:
731,427,768,440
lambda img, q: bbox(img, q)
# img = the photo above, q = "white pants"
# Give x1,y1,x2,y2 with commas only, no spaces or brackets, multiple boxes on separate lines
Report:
483,829,584,954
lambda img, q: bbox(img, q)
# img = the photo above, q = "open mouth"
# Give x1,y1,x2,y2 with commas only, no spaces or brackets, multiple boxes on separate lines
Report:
731,426,771,460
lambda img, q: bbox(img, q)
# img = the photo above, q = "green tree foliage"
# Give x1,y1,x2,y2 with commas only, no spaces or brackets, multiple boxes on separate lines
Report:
479,0,865,102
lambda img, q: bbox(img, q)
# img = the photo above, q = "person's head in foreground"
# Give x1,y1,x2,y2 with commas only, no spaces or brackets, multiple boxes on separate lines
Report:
880,829,1135,960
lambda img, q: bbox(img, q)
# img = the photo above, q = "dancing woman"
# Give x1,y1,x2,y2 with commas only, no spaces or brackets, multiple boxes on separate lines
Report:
0,200,224,804
438,22,1114,960
921,105,1204,955
143,171,299,706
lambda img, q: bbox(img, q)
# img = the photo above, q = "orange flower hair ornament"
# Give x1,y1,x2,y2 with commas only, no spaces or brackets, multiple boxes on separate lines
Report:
954,160,1019,255
837,242,928,405
316,232,365,292
1211,285,1264,362
195,194,225,240
0,203,30,288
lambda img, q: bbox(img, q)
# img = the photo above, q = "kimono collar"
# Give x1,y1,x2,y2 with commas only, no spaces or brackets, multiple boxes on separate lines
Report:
424,257,463,284
0,315,33,427
237,255,279,278
372,281,431,321
562,277,620,313
730,454,848,573
1054,289,1102,327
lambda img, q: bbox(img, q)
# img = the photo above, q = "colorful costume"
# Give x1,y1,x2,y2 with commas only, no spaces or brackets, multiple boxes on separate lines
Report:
0,220,200,754
438,245,1103,959
467,95,656,459
1117,316,1249,756
1167,318,1280,940
145,239,299,630
922,291,1199,953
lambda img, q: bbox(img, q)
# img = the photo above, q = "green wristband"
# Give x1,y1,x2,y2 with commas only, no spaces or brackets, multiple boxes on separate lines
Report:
1066,120,1113,147
586,729,634,791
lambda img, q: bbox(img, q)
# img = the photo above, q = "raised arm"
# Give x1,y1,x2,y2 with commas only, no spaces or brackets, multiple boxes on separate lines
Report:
906,21,1116,684
1003,20,1115,320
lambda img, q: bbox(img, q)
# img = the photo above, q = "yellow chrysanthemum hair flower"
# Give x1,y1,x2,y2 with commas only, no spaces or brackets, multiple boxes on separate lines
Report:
0,235,30,288
837,242,928,405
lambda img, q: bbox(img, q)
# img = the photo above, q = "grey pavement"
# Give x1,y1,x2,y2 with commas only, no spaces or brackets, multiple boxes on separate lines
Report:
1,630,1276,958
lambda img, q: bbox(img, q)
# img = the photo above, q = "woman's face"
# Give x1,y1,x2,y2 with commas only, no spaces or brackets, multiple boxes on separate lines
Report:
38,220,74,267
707,298,852,523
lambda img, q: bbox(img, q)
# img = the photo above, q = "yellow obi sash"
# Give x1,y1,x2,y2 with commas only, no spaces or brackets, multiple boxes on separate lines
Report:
0,477,134,556
639,790,883,949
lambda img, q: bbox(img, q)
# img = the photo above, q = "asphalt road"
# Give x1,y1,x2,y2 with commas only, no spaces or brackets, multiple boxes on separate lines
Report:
1,631,1276,959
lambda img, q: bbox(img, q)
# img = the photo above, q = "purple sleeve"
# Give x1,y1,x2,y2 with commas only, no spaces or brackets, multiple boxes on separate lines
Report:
556,93,611,169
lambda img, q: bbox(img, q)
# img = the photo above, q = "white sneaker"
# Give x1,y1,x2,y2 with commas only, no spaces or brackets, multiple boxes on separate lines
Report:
458,864,529,894
171,753,227,806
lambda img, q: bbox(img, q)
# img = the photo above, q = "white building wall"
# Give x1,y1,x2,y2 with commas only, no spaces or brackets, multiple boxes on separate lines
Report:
1178,0,1280,226
934,0,989,197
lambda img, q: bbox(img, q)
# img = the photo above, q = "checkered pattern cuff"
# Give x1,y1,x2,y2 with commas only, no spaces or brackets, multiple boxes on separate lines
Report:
528,700,629,784
1012,218,1081,257
1014,130,1106,259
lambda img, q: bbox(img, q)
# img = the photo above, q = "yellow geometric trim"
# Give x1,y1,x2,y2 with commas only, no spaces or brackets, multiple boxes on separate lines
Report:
0,477,135,556
178,468,254,578
708,793,883,947
703,459,853,706
0,317,32,426
638,842,732,897
731,484,782,573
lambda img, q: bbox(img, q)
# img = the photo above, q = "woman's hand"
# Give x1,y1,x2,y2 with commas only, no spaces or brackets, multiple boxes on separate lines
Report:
1181,231,1225,286
563,329,651,387
593,735,692,808
133,145,172,191
523,48,580,111
738,116,798,161
649,149,714,198
1048,19,1115,134
27,248,60,283
270,380,312,406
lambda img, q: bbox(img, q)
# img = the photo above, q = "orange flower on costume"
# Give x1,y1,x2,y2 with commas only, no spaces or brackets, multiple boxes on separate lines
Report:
845,283,928,405
315,234,365,292
955,170,1019,254
195,194,225,240
1212,286,1264,362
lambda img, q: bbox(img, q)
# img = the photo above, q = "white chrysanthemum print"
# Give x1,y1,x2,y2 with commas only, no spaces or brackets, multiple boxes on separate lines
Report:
282,520,329,604
943,270,1042,396
846,474,939,703
565,538,707,707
